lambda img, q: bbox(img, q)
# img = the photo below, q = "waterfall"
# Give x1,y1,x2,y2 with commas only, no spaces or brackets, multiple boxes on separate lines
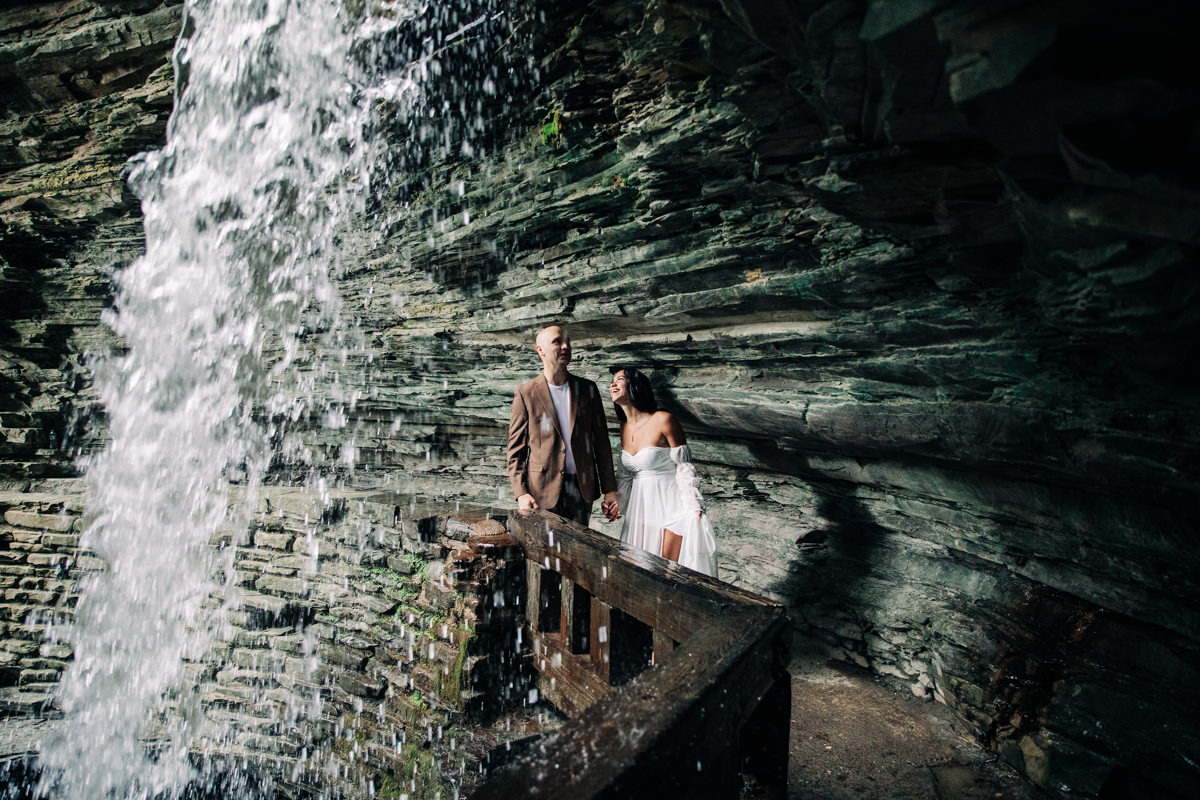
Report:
35,2,413,797
28,0,531,794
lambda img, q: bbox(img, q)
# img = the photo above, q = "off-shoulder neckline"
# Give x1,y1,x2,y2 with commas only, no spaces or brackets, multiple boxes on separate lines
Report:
622,445,688,457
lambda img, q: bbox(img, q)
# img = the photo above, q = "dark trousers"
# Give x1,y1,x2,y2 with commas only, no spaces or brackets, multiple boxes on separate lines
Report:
550,474,591,526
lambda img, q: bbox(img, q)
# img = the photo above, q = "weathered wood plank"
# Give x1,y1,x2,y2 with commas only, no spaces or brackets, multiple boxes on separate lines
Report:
560,574,575,650
590,595,611,684
653,628,676,663
472,606,788,799
531,631,610,718
508,510,773,642
526,558,542,633
741,672,791,799
480,509,790,799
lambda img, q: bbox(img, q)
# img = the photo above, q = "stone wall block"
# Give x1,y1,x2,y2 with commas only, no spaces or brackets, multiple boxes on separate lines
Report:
343,594,397,617
24,578,68,592
71,554,106,572
336,635,379,654
266,554,316,573
19,657,68,672
228,647,289,673
303,622,337,642
2,589,57,605
385,554,417,574
201,684,259,707
261,562,301,578
210,528,250,548
289,536,317,555
255,531,296,551
17,668,58,685
337,671,385,699
319,611,370,634
23,553,69,569
0,639,38,656
214,666,277,688
40,532,79,549
280,656,327,685
232,569,263,589
3,510,74,532
253,574,309,598
231,627,302,651
318,643,369,671
236,590,291,621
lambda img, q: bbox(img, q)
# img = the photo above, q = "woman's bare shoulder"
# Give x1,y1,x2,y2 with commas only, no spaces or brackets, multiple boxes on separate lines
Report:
651,409,675,427
656,410,687,444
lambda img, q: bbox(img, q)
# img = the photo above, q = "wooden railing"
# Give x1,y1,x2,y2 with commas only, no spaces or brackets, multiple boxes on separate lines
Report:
472,509,789,799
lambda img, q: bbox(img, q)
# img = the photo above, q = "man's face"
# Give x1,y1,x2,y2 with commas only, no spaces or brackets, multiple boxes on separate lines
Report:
536,326,572,371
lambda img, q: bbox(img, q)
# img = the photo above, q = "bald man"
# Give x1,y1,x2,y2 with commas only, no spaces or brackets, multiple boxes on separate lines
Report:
507,325,619,525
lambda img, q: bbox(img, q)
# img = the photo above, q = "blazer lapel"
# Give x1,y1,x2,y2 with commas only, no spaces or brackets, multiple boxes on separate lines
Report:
535,376,563,439
568,374,580,438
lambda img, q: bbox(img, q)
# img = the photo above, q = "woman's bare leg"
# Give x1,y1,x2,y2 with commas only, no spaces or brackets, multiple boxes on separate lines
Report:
661,528,682,561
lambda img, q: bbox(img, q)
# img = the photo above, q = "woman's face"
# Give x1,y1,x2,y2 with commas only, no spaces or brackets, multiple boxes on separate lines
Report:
609,370,628,403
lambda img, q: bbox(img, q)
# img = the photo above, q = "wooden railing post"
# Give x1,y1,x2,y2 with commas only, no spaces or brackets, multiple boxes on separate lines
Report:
653,629,676,663
589,596,611,683
475,509,791,800
561,577,590,654
525,559,541,632
740,670,791,800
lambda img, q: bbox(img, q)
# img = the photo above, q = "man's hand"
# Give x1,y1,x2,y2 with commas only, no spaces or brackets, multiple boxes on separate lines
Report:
517,493,539,511
601,491,619,521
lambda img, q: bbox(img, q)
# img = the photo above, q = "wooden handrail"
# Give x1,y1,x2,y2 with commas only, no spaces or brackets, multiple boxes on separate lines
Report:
471,509,789,799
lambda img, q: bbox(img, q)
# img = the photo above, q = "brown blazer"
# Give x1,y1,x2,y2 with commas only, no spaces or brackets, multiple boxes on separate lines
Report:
507,373,617,509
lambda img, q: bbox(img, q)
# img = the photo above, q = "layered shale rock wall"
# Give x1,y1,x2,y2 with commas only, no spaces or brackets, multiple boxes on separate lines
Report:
2,1,1198,797
0,488,530,799
1,0,181,478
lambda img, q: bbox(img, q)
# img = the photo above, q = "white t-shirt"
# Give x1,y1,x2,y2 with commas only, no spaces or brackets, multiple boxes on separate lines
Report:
546,379,578,475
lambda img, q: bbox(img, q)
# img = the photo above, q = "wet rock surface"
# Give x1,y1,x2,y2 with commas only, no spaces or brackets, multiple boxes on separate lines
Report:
787,651,1048,800
0,0,181,480
2,1,1199,797
0,485,540,798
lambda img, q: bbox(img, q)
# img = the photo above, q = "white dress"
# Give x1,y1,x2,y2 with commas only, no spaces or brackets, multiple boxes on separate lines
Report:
618,445,719,577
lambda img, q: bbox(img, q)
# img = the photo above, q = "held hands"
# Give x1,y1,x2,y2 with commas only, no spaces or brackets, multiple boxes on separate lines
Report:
601,491,620,522
520,491,621,521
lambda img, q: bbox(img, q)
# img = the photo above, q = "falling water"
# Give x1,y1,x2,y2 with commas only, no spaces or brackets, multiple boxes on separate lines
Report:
28,0,536,796
35,1,413,797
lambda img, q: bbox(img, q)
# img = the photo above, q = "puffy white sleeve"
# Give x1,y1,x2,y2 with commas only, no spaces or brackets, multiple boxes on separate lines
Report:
669,445,718,577
669,445,704,513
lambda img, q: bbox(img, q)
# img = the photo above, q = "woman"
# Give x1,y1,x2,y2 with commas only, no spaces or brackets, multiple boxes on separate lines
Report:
609,367,718,576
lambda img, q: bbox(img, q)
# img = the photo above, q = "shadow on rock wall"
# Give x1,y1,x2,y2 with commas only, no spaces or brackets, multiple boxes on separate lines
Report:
4,0,1200,797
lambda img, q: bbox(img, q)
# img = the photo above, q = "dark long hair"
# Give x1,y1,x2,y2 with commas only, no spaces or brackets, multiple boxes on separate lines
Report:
611,366,658,423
